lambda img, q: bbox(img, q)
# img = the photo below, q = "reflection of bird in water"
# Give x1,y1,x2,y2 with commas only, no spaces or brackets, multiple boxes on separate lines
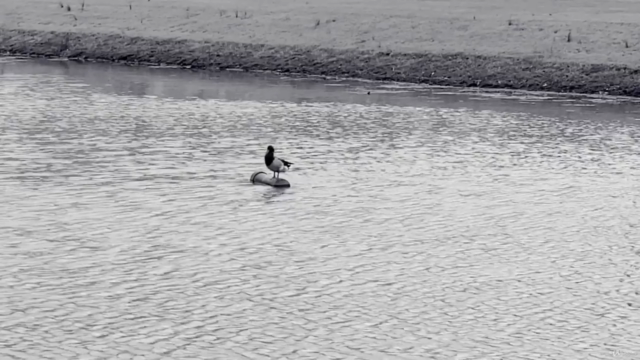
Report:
262,187,288,201
264,145,293,178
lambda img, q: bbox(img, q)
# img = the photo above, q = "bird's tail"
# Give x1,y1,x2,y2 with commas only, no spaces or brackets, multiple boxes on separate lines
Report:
282,159,293,168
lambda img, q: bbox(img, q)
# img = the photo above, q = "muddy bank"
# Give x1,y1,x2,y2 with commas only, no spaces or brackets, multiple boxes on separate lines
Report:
2,28,640,97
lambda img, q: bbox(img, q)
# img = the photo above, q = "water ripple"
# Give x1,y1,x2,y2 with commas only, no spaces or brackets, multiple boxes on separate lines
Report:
1,62,640,359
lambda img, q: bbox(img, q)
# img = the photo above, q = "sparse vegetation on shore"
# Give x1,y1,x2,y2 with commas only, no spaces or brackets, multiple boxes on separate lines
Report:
3,0,640,96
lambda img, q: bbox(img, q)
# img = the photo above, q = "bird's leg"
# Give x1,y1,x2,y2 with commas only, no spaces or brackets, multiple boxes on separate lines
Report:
272,172,276,178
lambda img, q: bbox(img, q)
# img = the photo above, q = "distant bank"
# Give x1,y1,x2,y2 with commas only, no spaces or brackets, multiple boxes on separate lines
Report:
3,0,640,97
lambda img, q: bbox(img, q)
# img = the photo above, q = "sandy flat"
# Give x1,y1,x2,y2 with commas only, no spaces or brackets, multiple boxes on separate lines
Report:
2,0,640,66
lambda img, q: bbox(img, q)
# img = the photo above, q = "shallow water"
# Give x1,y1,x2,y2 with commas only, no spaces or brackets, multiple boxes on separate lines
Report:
2,57,640,360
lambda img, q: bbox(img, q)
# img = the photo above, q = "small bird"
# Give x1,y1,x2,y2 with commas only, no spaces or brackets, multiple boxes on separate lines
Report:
264,145,293,178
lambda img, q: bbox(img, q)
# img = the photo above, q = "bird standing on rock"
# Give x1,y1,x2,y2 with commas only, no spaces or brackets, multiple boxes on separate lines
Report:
265,145,293,178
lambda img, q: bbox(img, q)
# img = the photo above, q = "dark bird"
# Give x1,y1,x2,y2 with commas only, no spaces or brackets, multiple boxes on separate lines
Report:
264,145,293,178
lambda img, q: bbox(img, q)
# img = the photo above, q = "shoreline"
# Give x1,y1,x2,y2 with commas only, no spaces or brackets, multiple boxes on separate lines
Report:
2,28,640,97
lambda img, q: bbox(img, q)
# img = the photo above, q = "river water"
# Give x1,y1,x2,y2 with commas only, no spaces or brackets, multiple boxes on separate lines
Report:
2,57,640,359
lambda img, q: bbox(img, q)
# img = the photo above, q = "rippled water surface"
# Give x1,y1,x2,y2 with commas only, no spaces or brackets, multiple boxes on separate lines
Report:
2,57,640,359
